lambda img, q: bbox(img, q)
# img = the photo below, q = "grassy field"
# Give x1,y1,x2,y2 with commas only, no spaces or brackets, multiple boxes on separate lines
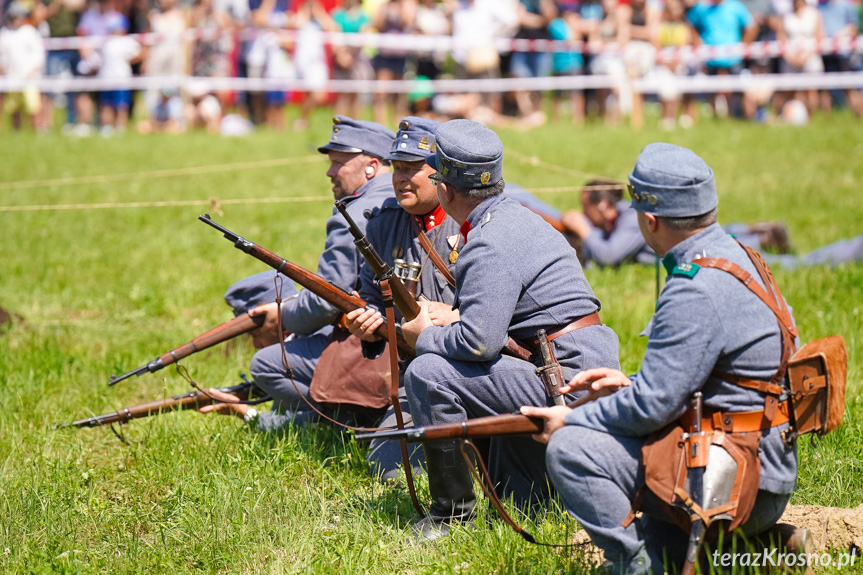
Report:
1,108,861,574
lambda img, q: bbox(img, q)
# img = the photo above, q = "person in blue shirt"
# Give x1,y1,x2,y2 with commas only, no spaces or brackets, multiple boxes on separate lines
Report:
687,0,757,116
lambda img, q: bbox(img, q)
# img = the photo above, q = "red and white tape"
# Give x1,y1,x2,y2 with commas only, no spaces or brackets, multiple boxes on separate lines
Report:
41,29,863,63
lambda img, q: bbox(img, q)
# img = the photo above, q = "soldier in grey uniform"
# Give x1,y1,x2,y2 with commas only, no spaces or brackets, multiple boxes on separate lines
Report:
343,116,461,481
523,143,799,574
201,116,396,431
562,180,863,270
400,120,621,541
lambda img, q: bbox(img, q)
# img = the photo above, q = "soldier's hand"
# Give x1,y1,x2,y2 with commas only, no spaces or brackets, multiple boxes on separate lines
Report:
345,299,384,342
519,405,571,444
401,299,434,348
561,210,592,239
562,368,631,402
248,302,283,349
422,297,460,326
199,388,249,419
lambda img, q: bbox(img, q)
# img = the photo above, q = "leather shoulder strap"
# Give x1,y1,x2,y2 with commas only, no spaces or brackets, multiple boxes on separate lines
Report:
411,217,457,288
693,245,797,389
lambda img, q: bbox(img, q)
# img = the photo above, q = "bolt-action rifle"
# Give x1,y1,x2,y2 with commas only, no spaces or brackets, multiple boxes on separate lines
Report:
198,214,414,356
54,380,265,429
109,312,270,386
335,201,536,364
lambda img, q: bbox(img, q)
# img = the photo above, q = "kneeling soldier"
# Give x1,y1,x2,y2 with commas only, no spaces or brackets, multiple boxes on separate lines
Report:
524,143,799,574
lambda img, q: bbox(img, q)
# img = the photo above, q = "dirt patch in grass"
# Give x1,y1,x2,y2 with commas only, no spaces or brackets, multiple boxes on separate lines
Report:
779,504,863,552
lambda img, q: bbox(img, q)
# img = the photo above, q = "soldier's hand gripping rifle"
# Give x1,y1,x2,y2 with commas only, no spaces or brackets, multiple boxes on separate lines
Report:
109,312,272,386
198,214,414,356
335,201,536,363
54,379,266,429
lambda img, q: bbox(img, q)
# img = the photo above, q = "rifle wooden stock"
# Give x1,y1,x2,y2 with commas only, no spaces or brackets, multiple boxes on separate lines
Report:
199,214,414,356
55,382,257,429
355,412,544,443
109,313,267,386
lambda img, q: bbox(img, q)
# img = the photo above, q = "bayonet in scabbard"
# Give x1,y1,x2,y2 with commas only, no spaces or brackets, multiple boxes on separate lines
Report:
535,329,566,406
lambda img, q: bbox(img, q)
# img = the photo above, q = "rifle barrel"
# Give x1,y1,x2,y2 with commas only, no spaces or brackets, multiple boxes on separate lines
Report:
108,313,267,386
54,382,256,429
199,214,415,356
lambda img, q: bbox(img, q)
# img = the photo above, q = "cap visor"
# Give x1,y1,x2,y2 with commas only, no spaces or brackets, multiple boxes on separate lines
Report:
317,143,364,154
425,154,440,171
384,151,427,162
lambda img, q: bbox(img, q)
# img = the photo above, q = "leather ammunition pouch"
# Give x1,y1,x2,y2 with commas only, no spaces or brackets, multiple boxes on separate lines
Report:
787,335,847,437
309,327,392,413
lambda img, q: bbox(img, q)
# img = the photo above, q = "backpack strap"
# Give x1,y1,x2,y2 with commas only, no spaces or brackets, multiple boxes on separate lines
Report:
410,216,457,288
693,243,798,420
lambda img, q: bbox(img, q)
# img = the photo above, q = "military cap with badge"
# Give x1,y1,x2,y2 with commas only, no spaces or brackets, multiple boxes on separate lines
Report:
317,115,396,160
426,119,504,189
385,116,441,163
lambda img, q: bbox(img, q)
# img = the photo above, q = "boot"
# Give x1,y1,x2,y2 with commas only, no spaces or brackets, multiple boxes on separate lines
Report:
412,440,477,543
762,523,815,575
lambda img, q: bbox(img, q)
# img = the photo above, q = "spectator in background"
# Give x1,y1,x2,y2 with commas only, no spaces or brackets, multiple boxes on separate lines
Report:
510,0,557,117
588,0,626,125
780,0,824,113
37,0,85,131
0,2,46,131
330,0,373,118
687,0,757,117
290,0,331,131
247,0,291,129
75,0,124,135
549,2,585,124
411,0,454,79
370,0,415,126
619,0,659,128
146,0,187,116
190,0,234,115
451,0,513,113
78,12,141,136
818,0,860,115
655,0,698,128
137,85,184,132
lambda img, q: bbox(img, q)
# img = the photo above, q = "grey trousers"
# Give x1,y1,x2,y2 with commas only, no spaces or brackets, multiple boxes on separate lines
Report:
546,425,791,575
405,352,574,507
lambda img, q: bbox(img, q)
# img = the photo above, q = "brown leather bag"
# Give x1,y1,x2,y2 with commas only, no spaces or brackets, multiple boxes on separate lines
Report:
787,335,847,436
309,328,392,412
640,423,762,533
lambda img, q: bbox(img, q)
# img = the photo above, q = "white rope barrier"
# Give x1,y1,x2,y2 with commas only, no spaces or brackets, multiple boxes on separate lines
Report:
3,70,861,95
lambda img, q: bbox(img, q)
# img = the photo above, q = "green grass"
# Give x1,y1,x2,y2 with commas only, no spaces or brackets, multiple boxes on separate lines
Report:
1,108,861,574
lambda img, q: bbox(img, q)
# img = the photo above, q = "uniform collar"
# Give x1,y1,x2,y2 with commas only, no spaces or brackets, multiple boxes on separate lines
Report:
663,222,725,274
460,220,472,243
415,204,447,232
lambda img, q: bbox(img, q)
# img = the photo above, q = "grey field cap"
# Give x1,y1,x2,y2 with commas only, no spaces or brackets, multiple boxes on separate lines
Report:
224,271,279,316
317,115,396,160
628,142,718,218
385,116,441,162
426,119,503,189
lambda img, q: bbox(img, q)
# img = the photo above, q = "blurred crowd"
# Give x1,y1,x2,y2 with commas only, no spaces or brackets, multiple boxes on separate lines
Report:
1,0,861,134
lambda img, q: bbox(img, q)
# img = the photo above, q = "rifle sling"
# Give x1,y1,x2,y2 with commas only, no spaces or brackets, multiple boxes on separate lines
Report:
381,280,425,518
411,217,456,288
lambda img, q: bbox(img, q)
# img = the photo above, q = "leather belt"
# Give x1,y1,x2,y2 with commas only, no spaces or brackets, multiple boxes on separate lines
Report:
683,401,791,434
531,312,602,345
